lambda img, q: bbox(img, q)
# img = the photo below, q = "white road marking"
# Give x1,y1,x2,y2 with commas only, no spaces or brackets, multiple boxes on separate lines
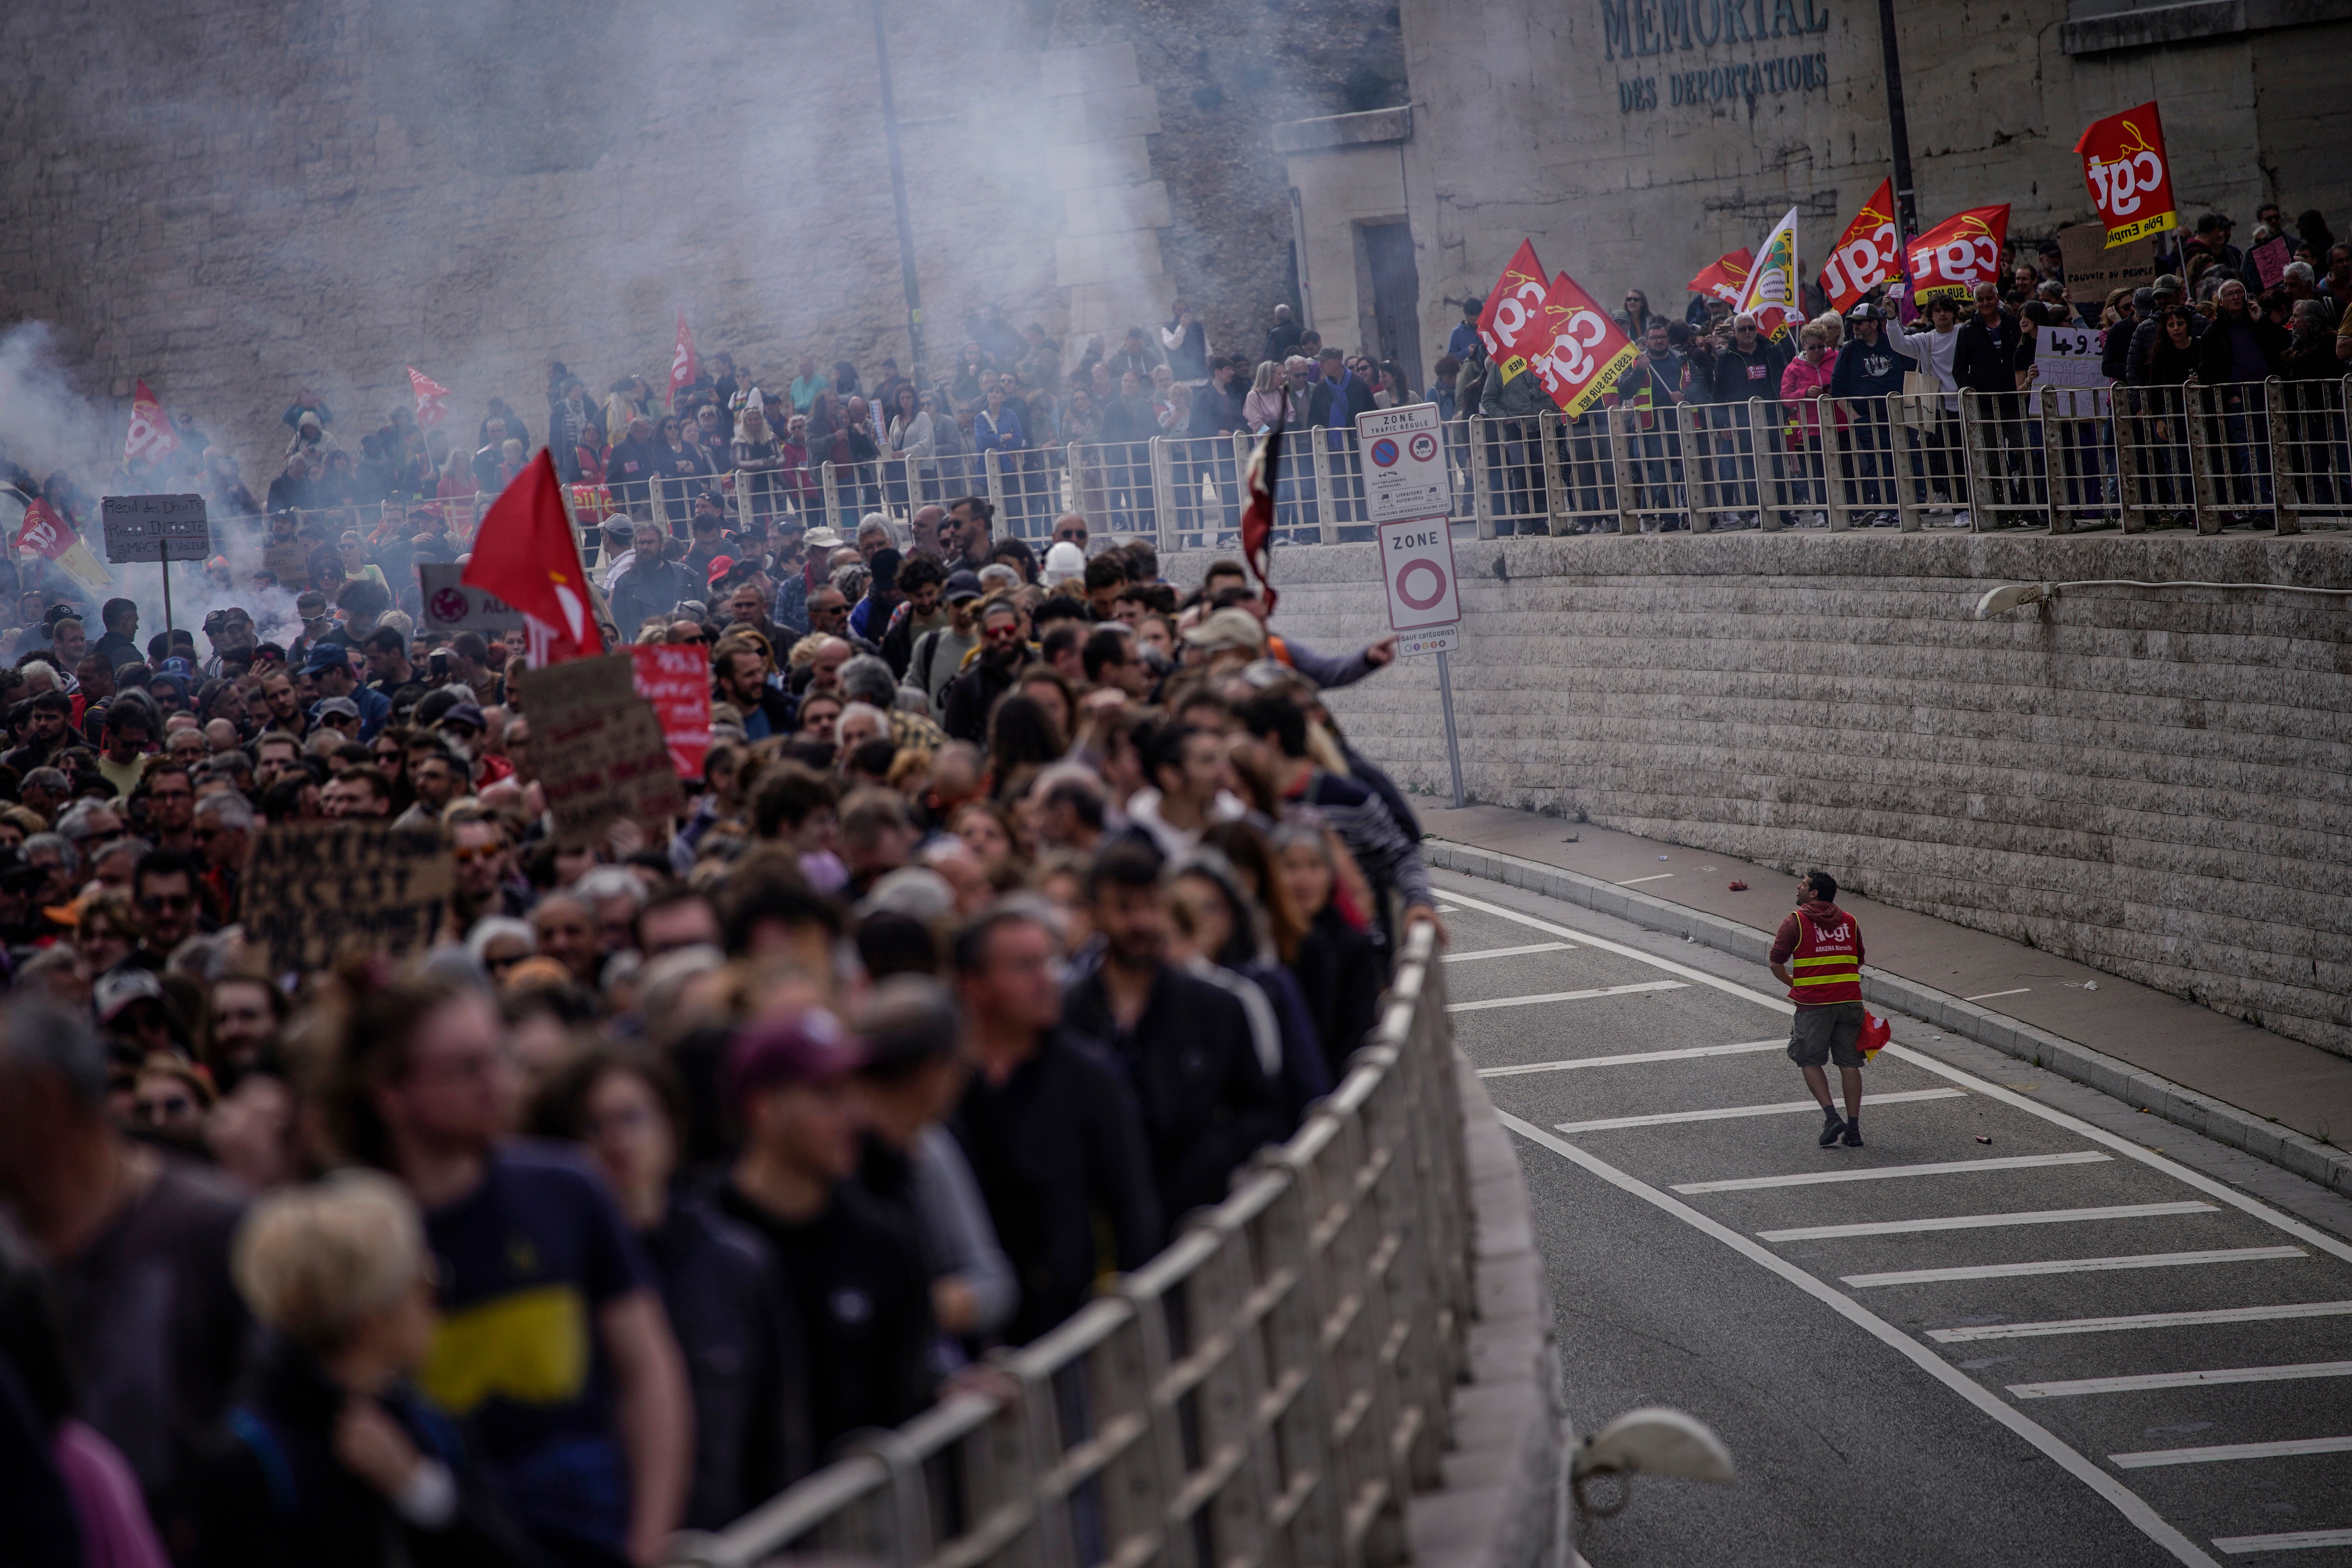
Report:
1448,980,1684,1013
1430,876,2352,1269
1616,872,1675,885
1443,941,1577,964
2111,1436,2352,1470
1760,1200,2216,1242
2011,1361,2352,1400
1964,987,2033,1002
1557,1087,1962,1133
1929,1301,2352,1345
1843,1247,2308,1289
2212,1526,2352,1553
1498,1112,2224,1568
1678,1151,2112,1194
1479,1039,1783,1078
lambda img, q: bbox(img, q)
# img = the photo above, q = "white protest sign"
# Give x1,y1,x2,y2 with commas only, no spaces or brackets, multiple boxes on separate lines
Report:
419,562,525,633
1378,516,1459,635
101,493,211,564
1356,403,1452,526
2035,324,2107,388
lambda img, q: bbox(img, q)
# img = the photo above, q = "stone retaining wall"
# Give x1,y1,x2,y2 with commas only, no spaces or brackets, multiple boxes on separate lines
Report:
1165,533,2352,1057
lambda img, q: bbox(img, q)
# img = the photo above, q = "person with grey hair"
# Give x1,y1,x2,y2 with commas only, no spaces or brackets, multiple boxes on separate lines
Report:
0,998,250,1539
855,512,896,558
836,654,898,710
853,976,1017,1352
54,797,126,849
21,831,78,908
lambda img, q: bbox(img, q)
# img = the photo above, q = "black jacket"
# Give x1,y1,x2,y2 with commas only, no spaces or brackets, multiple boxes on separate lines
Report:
1951,314,2025,397
2127,310,2207,386
950,1029,1163,1345
1062,959,1290,1221
940,652,1019,745
1289,906,1388,1078
608,557,698,639
641,1196,812,1528
2193,311,2288,388
195,1341,539,1568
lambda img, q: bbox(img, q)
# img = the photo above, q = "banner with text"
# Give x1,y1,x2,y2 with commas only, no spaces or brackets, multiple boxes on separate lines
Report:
628,644,712,780
1476,239,1551,385
515,654,688,846
2076,101,2177,249
241,820,454,976
1528,270,1639,418
1733,206,1805,339
1820,178,1900,310
1906,205,2011,303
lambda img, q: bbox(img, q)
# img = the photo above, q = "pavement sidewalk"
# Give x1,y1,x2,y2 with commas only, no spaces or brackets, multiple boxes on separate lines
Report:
1416,802,2352,1200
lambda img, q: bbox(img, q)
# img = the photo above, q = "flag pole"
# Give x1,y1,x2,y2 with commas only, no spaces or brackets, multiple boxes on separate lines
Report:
160,554,174,643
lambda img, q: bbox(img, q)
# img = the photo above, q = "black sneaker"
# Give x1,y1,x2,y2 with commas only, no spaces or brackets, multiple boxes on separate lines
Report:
1841,1117,1864,1148
1818,1109,1846,1147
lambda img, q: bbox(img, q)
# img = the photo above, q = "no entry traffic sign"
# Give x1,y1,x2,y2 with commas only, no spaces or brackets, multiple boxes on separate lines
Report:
1379,517,1459,632
1357,402,1451,525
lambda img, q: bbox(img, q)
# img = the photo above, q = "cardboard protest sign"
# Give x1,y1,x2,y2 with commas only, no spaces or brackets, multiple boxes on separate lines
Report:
2076,101,2178,249
241,820,454,976
2058,223,2157,306
516,653,688,846
262,539,312,586
2252,236,2292,289
629,644,712,779
1475,239,1551,385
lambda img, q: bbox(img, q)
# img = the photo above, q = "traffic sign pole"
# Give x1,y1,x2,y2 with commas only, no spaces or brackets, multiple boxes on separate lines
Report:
1435,648,1465,808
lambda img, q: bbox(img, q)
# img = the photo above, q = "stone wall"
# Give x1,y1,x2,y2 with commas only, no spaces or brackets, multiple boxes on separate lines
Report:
0,0,1402,478
1164,533,2352,1058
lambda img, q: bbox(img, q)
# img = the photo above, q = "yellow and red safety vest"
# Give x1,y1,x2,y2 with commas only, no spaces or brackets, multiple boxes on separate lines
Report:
1786,911,1863,1005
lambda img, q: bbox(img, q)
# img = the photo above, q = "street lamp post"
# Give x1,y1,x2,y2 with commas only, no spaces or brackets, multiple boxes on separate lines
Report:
1874,0,1919,240
867,0,927,390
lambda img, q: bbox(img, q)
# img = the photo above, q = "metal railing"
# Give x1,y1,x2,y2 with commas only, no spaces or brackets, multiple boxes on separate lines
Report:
669,921,1470,1568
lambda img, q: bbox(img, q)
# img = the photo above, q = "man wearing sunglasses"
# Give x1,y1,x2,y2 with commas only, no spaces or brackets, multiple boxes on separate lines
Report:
120,848,205,975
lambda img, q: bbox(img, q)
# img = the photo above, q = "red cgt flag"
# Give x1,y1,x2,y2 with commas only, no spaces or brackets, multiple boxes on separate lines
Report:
1819,178,1902,310
123,379,179,467
1686,248,1753,307
667,311,698,412
1906,205,2011,304
2076,101,2178,249
13,497,73,560
464,449,604,664
408,366,452,428
1526,271,1639,419
1476,239,1550,385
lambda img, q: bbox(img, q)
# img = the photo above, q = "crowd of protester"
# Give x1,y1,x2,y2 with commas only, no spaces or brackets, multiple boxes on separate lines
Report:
0,483,1436,1568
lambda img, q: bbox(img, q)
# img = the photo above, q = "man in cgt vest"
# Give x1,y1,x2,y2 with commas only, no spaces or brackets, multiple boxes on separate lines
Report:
1769,869,1867,1148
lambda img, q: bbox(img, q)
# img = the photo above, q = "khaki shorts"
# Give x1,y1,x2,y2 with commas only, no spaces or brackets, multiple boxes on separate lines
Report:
1788,1000,1866,1069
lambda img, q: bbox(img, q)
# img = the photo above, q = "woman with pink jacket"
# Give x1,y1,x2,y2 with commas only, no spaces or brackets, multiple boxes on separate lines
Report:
1779,316,1843,524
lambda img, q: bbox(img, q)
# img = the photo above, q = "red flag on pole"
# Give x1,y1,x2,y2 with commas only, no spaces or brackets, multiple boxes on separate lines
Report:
1475,239,1550,385
1526,272,1639,419
13,497,73,560
667,312,699,412
1686,249,1753,307
1905,205,2011,303
1819,178,1902,310
2075,101,2178,249
463,449,604,664
408,366,452,428
123,380,180,466
1238,418,1285,615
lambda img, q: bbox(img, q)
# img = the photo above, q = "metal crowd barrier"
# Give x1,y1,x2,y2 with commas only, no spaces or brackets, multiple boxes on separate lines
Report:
669,921,1470,1568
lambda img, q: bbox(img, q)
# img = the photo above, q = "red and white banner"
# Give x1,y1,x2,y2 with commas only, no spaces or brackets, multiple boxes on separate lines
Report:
629,643,712,779
13,497,72,560
1820,178,1902,310
1733,207,1805,340
1686,248,1753,307
1526,270,1639,419
2076,101,2178,249
1906,205,2011,304
667,311,698,412
408,365,452,428
123,380,179,467
1476,239,1551,385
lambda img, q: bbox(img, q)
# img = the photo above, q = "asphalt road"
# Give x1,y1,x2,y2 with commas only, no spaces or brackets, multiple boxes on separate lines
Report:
1426,868,2352,1568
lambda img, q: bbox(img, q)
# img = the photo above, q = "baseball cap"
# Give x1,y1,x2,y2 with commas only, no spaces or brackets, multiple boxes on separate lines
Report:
314,695,361,722
1844,300,1881,321
1183,606,1268,654
725,1008,864,1103
1043,541,1087,585
94,969,167,1023
803,528,844,550
302,642,352,675
943,570,984,604
441,701,486,734
706,554,736,587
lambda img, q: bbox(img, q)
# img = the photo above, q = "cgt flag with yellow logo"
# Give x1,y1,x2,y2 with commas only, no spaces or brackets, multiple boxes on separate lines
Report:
2076,101,2178,249
1819,178,1901,311
1475,238,1551,385
1906,205,2011,304
1527,270,1639,419
1733,207,1805,340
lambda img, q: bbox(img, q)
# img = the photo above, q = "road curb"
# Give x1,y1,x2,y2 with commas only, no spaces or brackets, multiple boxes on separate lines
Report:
1426,838,2352,1203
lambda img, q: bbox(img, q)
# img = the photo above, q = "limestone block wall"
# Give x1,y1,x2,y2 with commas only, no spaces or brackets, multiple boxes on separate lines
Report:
1163,534,2352,1057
